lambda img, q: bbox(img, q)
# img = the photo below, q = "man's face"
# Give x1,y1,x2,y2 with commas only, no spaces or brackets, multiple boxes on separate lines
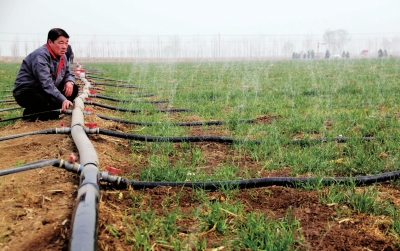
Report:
48,36,69,57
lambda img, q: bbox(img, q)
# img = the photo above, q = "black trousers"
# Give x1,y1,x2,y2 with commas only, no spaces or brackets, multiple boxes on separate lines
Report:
14,83,79,113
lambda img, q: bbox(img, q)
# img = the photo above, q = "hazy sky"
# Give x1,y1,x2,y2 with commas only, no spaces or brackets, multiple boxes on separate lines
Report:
0,0,399,56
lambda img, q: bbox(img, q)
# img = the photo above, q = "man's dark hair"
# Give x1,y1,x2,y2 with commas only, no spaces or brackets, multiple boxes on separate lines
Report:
47,28,69,42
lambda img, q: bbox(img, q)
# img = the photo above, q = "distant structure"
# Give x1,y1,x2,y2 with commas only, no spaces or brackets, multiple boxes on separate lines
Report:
360,49,369,56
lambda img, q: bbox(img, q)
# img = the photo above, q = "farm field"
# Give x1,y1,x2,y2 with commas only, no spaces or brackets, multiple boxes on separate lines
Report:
1,58,400,250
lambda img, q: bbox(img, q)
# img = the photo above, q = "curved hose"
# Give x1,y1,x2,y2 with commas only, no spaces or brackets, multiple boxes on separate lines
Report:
96,113,255,126
84,101,190,113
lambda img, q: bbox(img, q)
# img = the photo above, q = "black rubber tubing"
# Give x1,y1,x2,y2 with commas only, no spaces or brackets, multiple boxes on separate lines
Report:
87,76,128,83
0,159,83,176
0,99,16,103
0,109,62,122
96,113,255,126
0,106,22,112
106,169,400,190
88,94,168,103
0,109,86,123
95,128,382,145
0,125,384,145
91,82,140,88
97,128,260,143
0,128,71,141
84,101,191,113
0,159,62,176
98,90,155,97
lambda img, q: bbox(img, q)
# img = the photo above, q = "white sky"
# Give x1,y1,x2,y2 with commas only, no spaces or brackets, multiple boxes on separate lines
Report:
0,0,399,56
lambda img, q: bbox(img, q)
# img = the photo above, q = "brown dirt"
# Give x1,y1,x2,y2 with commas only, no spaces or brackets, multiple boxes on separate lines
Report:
1,104,400,250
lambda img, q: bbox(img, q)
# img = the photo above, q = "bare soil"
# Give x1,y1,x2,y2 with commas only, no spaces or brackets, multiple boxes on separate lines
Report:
1,106,400,250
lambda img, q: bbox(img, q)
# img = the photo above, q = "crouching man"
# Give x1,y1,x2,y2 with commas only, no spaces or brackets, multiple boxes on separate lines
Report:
13,28,78,120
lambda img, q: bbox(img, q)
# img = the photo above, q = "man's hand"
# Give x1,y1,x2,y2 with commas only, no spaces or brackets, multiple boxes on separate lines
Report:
62,100,73,112
64,81,74,97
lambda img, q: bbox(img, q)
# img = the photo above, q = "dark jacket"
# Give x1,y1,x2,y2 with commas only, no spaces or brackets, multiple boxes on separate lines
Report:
66,45,74,61
13,44,75,104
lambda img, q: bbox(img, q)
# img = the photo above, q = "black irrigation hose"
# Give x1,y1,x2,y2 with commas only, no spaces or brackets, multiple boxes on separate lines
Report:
88,86,106,91
0,99,16,103
84,101,191,113
89,94,168,103
96,113,255,126
0,158,83,176
0,109,61,123
0,127,71,141
103,169,400,190
96,128,262,144
87,76,128,83
0,106,22,112
91,82,140,89
94,128,387,145
0,159,61,176
0,109,82,123
100,90,155,97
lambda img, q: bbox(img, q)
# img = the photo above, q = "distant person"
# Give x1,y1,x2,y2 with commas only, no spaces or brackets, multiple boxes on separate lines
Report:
66,44,74,64
13,28,78,120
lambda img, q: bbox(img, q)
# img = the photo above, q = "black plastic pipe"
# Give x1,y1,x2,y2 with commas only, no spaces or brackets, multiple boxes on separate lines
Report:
87,76,128,83
96,113,255,126
91,82,140,88
88,94,167,103
84,101,190,113
0,109,91,123
100,90,155,97
0,127,71,141
101,169,400,190
88,86,106,91
0,158,83,176
0,106,22,112
92,128,383,145
0,127,97,142
0,99,16,103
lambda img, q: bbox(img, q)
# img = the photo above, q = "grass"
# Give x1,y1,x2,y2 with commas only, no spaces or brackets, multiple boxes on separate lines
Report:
2,58,400,249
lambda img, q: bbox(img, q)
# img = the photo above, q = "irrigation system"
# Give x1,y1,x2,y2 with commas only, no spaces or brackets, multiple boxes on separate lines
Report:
1,64,400,250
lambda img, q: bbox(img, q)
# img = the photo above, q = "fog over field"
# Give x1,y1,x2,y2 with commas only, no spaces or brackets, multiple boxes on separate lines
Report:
0,0,399,58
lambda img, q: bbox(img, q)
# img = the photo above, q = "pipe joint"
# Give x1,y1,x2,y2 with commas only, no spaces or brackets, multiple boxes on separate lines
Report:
55,127,72,134
71,123,84,129
63,161,84,173
76,183,100,202
85,128,100,134
100,171,122,184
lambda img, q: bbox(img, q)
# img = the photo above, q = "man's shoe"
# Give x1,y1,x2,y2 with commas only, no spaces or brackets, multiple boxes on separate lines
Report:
22,108,39,121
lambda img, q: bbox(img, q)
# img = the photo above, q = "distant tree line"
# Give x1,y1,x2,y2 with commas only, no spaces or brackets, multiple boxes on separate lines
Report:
292,50,315,59
292,49,351,59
